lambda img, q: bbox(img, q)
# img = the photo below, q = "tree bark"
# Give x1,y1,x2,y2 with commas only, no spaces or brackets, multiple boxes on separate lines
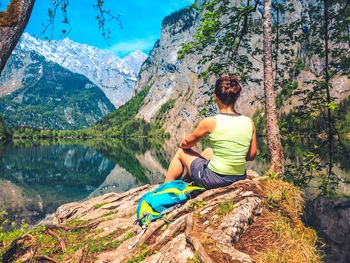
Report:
263,0,285,176
323,0,333,182
0,0,35,76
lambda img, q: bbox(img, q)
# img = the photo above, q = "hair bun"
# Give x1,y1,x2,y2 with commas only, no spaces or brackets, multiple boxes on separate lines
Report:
214,76,242,106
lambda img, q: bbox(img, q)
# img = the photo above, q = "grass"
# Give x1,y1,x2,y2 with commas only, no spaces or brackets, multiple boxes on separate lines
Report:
2,220,135,261
0,211,31,259
215,201,235,217
234,178,322,263
65,219,88,228
93,202,109,210
187,252,203,263
258,211,321,262
189,200,207,210
102,211,116,217
126,250,151,263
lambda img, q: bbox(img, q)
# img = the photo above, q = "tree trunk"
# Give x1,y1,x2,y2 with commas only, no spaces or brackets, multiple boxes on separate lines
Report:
0,0,35,76
263,0,284,176
323,0,335,190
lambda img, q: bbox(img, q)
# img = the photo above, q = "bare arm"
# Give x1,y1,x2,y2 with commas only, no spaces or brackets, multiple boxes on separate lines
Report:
246,120,257,161
179,117,216,149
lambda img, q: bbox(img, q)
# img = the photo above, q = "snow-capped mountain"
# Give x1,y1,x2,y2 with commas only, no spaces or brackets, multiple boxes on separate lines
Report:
18,33,148,107
0,49,115,130
122,50,149,76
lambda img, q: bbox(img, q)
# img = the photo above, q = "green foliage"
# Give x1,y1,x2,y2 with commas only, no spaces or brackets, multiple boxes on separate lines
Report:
162,7,196,34
126,249,152,263
0,211,29,259
189,200,207,210
293,58,305,77
155,99,175,125
93,202,109,210
9,86,167,140
179,0,262,83
0,60,115,130
200,134,211,149
281,96,350,193
215,201,235,217
276,81,299,109
0,115,9,140
94,87,150,131
187,253,203,263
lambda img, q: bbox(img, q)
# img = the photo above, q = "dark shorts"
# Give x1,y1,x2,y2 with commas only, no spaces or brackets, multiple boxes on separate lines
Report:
190,157,247,189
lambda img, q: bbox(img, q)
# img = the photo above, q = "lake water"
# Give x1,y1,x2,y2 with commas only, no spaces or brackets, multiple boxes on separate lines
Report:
0,139,349,225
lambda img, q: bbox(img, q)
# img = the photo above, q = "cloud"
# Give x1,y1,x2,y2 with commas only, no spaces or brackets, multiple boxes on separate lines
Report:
108,37,157,57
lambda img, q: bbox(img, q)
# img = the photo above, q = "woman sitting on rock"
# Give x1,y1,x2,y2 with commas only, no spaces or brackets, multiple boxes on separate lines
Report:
164,76,257,189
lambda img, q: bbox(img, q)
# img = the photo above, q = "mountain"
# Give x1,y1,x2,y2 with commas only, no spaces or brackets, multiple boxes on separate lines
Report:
0,49,115,130
134,1,350,142
16,33,148,107
122,50,149,76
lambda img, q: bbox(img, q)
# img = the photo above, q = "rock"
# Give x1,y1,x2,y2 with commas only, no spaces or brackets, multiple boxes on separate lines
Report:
3,174,321,263
304,197,350,263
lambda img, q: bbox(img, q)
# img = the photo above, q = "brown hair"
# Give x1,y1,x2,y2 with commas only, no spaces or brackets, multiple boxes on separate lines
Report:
214,76,242,106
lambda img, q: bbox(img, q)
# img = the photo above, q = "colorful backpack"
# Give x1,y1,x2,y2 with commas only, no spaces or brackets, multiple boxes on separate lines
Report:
136,180,205,227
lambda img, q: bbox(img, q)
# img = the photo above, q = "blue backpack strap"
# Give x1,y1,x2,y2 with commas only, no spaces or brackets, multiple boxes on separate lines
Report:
128,225,148,250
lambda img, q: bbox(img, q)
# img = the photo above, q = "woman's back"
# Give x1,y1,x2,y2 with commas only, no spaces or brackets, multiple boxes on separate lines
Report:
208,114,253,175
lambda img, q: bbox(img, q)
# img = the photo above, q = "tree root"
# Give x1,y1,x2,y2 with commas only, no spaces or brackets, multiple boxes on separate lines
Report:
148,214,188,250
185,215,213,263
47,229,67,253
2,233,38,262
139,206,192,244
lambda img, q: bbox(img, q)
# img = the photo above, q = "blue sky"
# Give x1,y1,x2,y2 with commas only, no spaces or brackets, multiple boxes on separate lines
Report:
20,0,193,57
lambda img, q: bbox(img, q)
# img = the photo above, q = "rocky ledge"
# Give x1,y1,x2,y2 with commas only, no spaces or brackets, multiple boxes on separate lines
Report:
3,171,321,262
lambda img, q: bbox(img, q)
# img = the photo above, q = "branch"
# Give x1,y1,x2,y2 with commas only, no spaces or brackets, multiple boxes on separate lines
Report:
36,0,71,39
93,0,121,44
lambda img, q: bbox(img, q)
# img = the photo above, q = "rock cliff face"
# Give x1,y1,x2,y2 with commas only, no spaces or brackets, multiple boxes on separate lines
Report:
304,197,350,263
2,172,321,263
135,0,350,142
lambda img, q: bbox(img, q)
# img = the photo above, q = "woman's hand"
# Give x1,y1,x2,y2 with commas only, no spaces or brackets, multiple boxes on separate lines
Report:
179,139,191,149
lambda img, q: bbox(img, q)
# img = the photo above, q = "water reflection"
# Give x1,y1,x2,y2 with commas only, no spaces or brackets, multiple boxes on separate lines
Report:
0,137,349,226
0,139,168,225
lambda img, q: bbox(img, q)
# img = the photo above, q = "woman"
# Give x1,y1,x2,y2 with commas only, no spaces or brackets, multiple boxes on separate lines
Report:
164,76,257,189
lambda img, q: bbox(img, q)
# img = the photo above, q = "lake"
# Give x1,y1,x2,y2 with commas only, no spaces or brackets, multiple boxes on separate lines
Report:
0,138,349,225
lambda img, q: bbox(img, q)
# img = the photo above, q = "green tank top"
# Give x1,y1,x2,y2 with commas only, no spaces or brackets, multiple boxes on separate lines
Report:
207,114,253,175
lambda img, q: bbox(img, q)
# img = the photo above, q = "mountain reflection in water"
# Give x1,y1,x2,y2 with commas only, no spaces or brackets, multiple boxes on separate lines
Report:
0,138,348,226
0,139,166,225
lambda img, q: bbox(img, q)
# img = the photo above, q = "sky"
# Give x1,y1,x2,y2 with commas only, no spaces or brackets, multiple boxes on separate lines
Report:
17,0,194,57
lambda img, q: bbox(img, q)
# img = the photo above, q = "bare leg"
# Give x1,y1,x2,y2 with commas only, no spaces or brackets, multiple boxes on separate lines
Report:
165,147,213,183
164,150,185,182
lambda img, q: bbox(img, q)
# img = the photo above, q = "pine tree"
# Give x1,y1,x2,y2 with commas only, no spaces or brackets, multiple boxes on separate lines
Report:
263,0,284,175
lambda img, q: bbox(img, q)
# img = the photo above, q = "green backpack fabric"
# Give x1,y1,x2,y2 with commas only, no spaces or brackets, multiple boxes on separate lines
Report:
136,180,205,226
